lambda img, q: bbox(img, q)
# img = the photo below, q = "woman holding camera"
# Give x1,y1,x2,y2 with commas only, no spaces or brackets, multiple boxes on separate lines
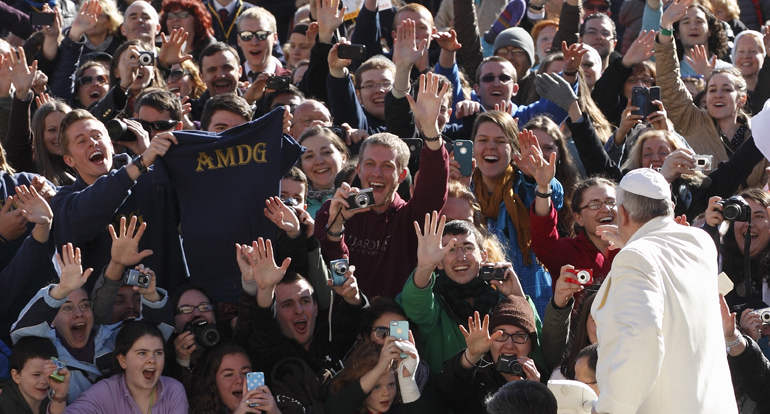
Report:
436,296,542,414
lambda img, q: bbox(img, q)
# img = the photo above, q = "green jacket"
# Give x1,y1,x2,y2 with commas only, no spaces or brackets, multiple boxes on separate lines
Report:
396,270,545,374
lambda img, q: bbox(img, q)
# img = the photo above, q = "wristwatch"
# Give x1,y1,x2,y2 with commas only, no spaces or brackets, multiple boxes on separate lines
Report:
535,188,552,198
132,155,149,174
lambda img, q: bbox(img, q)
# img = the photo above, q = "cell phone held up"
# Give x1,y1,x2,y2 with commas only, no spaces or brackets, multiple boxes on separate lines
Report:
390,321,409,358
630,86,660,119
30,12,55,26
246,372,265,406
336,44,366,60
454,140,474,177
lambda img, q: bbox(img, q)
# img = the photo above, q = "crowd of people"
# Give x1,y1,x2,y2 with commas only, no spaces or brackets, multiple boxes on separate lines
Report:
0,0,769,411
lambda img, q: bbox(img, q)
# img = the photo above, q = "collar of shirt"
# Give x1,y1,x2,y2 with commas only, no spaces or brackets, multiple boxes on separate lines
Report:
244,59,277,77
213,0,237,15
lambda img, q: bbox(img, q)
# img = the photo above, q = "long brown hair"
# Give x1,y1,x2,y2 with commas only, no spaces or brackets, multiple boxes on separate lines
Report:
560,292,597,380
31,99,75,185
189,344,252,414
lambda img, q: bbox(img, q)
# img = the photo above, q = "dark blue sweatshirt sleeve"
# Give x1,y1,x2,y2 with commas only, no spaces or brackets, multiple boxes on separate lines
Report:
0,235,56,329
49,34,84,104
326,73,369,132
349,5,386,61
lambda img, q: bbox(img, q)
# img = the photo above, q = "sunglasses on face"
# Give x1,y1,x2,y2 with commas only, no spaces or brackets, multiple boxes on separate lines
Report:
77,74,109,87
166,10,191,19
372,326,390,340
480,73,514,83
238,30,272,42
135,118,179,133
583,3,609,11
166,69,190,82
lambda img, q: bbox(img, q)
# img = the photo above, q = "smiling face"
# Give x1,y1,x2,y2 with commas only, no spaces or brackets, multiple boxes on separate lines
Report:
473,121,513,187
639,135,672,170
174,289,216,333
581,47,602,89
536,25,557,63
13,358,50,407
579,17,615,59
706,72,746,121
356,68,394,121
201,50,242,97
573,184,617,235
53,289,94,350
489,324,532,369
356,144,407,211
77,66,110,107
290,101,332,138
165,7,196,38
216,353,252,412
275,279,318,351
734,35,764,78
393,9,435,45
733,198,770,258
300,134,346,190
117,334,165,394
121,1,160,42
167,63,193,97
62,118,114,185
364,371,397,414
112,285,141,324
677,7,709,50
474,60,518,110
288,32,312,68
237,17,277,73
438,232,488,284
43,111,66,156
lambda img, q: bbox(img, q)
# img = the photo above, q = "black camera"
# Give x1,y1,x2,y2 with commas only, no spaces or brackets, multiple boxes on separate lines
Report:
265,76,290,91
479,265,506,281
496,354,525,377
346,188,375,210
329,126,348,142
184,319,220,349
718,195,751,222
125,269,150,288
106,119,138,142
137,51,155,66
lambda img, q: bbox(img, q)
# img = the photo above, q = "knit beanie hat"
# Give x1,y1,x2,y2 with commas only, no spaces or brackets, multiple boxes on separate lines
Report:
483,0,526,45
492,27,535,68
489,295,537,338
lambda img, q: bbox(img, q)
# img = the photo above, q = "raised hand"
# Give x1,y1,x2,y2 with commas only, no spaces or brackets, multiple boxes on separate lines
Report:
327,183,371,231
647,100,670,131
685,44,716,78
432,29,461,51
415,211,455,269
159,28,193,67
596,224,624,251
488,263,525,298
405,72,448,139
30,175,56,201
460,311,503,364
316,0,346,43
534,73,578,112
132,264,160,302
118,45,141,90
41,5,62,39
121,118,151,155
659,148,695,182
621,30,656,67
661,0,694,29
264,196,301,237
326,257,363,305
235,243,257,282
515,128,556,189
455,100,481,119
31,70,48,95
674,214,689,225
108,216,153,267
141,131,178,166
0,196,29,242
562,41,588,74
8,47,37,99
0,54,13,98
553,265,584,308
14,185,52,225
704,196,724,227
52,243,93,300
173,331,197,361
69,0,102,41
251,238,291,290
243,72,270,104
616,101,643,143
740,308,762,340
392,19,428,69
44,359,70,405
328,38,353,77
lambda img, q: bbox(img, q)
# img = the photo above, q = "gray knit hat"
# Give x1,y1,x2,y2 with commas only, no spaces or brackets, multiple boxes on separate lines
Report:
492,27,535,68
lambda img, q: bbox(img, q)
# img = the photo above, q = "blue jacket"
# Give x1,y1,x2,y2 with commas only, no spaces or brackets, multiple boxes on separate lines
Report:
326,73,388,136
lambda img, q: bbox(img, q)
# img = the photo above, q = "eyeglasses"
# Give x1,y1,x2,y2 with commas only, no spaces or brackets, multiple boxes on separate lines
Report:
77,75,109,87
626,76,654,85
576,199,616,212
166,69,190,83
583,3,609,12
496,47,528,58
372,326,389,340
583,28,614,39
166,10,191,20
494,332,530,344
176,302,215,315
136,118,179,133
238,30,272,42
359,81,393,91
60,301,93,314
480,74,514,84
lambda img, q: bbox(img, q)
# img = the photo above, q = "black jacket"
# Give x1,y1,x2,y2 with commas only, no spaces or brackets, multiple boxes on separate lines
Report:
0,381,48,414
728,335,770,414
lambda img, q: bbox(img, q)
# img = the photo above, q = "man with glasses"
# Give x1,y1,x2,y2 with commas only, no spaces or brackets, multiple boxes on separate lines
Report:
578,13,619,71
236,7,290,81
492,28,537,106
397,216,541,375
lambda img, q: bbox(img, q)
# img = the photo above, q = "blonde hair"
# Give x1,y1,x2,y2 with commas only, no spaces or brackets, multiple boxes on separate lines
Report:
710,0,740,19
91,0,123,36
236,7,277,33
621,130,682,171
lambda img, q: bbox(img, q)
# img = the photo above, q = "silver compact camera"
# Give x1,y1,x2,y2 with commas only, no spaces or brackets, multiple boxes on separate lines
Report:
693,154,713,173
346,188,375,210
137,51,155,66
125,269,151,288
754,307,770,324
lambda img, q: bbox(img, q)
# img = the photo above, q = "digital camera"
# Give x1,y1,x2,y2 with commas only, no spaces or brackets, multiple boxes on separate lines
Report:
330,258,348,286
566,269,593,285
137,51,155,66
347,188,375,210
125,269,151,288
755,307,770,324
496,354,525,377
718,195,751,222
49,357,66,383
693,155,713,173
479,265,506,281
184,319,220,349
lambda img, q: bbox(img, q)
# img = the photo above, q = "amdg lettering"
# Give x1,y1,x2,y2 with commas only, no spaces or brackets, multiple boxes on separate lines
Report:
196,143,267,172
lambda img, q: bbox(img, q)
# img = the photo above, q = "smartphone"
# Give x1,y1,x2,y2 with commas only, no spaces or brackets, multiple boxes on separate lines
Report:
647,86,661,115
266,76,290,91
630,86,649,119
402,138,423,159
246,372,265,406
336,44,366,60
30,12,55,26
454,140,474,177
49,357,65,383
390,321,409,358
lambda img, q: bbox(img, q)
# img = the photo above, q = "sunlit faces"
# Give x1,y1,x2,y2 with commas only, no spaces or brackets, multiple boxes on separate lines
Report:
677,7,709,50
237,17,278,73
112,285,141,324
437,232,488,285
121,1,160,42
174,289,216,333
52,288,94,350
76,66,110,107
572,184,617,235
733,198,770,258
496,46,531,82
574,356,599,396
368,312,404,345
117,334,165,393
206,110,250,133
536,25,557,63
443,197,475,223
474,60,518,110
580,46,602,89
639,135,672,170
365,371,397,414
136,105,178,139
12,357,51,406
392,10,435,45
43,111,66,156
288,32,312,69
300,134,346,190
274,278,318,350
473,121,514,185
290,101,332,138
280,177,307,206
733,35,764,78
356,144,407,211
579,17,615,59
62,119,115,185
216,353,252,412
355,68,394,121
165,7,196,38
201,50,242,97
167,63,192,97
706,72,746,121
489,324,532,369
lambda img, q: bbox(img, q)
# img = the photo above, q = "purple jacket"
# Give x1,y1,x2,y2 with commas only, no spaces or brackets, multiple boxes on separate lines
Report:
63,374,187,414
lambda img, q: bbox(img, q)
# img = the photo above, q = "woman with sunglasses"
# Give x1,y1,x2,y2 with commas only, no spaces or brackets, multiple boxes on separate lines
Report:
159,0,216,64
167,61,206,100
74,61,111,109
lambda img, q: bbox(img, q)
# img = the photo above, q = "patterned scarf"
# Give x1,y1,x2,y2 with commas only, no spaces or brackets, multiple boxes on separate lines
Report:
434,271,500,324
722,122,748,152
472,164,532,265
307,184,335,202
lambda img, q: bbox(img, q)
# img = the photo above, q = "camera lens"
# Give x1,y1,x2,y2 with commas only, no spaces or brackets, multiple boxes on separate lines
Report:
138,53,152,65
201,328,220,347
354,193,368,207
723,205,740,221
138,274,150,286
761,312,770,323
577,270,590,283
333,263,347,274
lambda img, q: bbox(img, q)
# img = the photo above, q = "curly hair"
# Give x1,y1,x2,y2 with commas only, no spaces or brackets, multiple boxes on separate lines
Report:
329,342,396,409
159,0,214,49
673,3,729,61
189,344,252,414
